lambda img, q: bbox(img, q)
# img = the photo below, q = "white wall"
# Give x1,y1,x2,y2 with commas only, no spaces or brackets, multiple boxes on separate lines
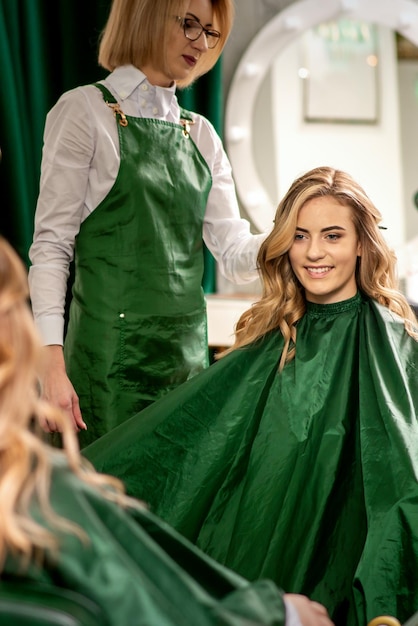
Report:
398,60,418,299
398,60,418,239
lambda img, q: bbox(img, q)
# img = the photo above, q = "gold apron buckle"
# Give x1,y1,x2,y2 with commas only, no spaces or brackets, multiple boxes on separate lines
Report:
180,118,195,138
106,101,128,127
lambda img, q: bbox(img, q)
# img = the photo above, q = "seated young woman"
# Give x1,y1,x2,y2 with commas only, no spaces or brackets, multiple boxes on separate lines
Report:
84,166,418,626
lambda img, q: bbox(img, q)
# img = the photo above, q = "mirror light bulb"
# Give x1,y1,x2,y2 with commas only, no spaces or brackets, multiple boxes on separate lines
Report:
227,126,248,143
242,63,260,78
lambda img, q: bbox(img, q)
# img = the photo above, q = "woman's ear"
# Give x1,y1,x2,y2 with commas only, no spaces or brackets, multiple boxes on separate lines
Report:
357,240,362,257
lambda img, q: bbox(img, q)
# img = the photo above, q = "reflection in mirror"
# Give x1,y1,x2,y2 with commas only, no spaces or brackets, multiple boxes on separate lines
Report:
225,0,418,300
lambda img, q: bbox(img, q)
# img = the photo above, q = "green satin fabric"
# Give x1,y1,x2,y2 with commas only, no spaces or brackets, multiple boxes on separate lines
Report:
3,458,287,625
84,293,418,625
64,85,212,447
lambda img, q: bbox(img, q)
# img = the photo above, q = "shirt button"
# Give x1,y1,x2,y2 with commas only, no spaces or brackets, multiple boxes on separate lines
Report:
141,99,146,106
152,107,158,114
141,84,148,91
119,313,125,319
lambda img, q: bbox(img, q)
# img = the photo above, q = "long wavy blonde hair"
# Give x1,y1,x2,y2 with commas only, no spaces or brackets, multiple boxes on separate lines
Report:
0,237,135,571
223,166,418,369
98,0,234,88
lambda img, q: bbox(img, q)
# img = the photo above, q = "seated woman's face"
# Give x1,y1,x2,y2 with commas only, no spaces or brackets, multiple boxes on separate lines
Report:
288,196,361,304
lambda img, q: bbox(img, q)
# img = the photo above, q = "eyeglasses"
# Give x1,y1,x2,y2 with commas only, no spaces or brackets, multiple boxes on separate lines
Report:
176,17,221,49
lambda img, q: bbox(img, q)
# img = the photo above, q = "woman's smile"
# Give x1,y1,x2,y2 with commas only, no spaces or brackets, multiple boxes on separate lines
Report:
304,265,334,277
288,196,361,304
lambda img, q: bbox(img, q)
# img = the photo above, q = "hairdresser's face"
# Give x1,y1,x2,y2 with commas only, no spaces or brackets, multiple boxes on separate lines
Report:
288,196,361,304
144,0,213,86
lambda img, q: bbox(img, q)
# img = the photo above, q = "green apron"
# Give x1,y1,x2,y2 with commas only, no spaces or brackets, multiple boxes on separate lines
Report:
64,84,212,447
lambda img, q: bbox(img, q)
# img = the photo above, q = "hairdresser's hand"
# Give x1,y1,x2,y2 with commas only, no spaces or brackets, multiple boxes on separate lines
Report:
285,594,334,626
40,345,87,433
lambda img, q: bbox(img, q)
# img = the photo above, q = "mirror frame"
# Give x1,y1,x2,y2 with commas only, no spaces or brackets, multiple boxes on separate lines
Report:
225,0,418,232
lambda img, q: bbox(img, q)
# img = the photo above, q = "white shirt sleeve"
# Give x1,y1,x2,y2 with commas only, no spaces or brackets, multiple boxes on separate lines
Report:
29,87,100,346
191,115,266,285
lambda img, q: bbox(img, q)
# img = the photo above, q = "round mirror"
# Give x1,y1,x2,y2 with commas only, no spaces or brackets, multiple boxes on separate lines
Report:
225,0,418,267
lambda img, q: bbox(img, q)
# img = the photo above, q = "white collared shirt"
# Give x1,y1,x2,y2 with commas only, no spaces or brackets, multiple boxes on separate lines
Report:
29,65,265,346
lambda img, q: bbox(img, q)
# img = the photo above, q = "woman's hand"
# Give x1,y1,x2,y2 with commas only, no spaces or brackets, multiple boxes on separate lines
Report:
285,594,334,626
40,345,87,432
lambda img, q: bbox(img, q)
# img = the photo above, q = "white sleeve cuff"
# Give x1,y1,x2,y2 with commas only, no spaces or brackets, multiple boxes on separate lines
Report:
284,598,304,626
34,314,65,346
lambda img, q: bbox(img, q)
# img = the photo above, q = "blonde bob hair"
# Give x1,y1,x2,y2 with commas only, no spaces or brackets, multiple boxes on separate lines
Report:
0,237,133,570
225,166,418,369
98,0,234,88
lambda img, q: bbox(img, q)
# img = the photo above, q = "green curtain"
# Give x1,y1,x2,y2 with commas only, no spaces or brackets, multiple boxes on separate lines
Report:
0,0,110,262
0,0,221,291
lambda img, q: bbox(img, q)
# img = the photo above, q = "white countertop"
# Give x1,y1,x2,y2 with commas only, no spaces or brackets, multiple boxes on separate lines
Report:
205,293,258,347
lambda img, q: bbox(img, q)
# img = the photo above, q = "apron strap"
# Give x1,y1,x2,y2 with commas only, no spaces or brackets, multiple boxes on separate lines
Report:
93,82,116,103
179,106,194,122
93,82,128,127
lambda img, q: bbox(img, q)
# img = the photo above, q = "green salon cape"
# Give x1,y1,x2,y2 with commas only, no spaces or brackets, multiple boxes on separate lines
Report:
84,293,418,625
3,457,287,626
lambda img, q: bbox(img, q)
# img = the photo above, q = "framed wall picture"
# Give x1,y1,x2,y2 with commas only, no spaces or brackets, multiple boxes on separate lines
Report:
302,20,379,124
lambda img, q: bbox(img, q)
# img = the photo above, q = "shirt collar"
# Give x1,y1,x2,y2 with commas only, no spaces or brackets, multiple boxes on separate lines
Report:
105,65,177,118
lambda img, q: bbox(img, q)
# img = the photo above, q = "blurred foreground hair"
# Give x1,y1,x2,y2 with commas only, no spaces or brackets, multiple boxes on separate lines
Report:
0,237,138,570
